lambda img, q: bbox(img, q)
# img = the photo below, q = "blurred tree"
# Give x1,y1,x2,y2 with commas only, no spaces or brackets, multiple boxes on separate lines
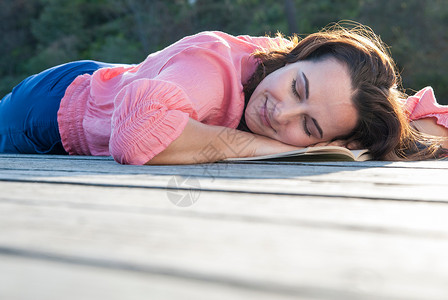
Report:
359,0,448,103
284,0,299,34
0,0,446,103
294,0,360,34
0,0,41,95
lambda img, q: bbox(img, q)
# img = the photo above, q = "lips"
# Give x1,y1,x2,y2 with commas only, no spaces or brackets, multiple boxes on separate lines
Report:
260,97,274,130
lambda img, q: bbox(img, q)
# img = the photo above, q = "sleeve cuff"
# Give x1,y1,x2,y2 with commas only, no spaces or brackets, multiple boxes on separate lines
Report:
111,109,189,165
404,86,448,128
109,78,195,165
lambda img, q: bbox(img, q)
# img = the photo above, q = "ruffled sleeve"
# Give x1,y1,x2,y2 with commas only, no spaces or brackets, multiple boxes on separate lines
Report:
109,79,198,165
403,86,448,128
236,34,292,50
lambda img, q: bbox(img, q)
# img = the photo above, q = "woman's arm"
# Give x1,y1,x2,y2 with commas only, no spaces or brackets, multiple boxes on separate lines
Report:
146,118,303,165
411,117,448,148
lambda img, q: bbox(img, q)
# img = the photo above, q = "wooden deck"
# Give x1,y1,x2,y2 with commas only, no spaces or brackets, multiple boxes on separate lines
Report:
1,153,447,300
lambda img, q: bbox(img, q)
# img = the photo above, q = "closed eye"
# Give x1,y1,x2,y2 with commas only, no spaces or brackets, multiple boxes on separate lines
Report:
291,79,301,99
303,117,311,137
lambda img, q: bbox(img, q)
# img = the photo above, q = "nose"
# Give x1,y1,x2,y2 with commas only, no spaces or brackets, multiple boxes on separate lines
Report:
272,101,305,125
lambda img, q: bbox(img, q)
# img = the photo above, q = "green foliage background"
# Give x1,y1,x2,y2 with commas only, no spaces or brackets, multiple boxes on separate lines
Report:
1,0,447,103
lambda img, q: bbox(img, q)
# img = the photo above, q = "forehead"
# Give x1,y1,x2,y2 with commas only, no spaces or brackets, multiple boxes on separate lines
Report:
297,58,358,136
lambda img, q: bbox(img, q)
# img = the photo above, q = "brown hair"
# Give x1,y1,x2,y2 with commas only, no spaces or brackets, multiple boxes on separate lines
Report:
242,22,446,160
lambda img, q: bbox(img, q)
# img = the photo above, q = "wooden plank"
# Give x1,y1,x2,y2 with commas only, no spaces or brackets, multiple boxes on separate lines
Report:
1,154,448,299
1,155,448,202
1,181,448,237
1,198,448,299
1,153,448,169
0,254,302,300
0,155,400,175
0,166,447,202
1,154,447,189
2,160,446,189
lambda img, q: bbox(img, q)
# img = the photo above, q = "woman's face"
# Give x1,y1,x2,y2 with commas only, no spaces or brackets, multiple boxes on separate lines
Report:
245,57,358,147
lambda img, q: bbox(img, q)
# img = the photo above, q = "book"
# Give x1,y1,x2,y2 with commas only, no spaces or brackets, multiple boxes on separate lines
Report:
223,146,371,162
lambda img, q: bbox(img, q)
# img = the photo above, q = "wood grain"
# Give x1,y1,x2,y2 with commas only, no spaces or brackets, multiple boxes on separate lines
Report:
1,154,447,300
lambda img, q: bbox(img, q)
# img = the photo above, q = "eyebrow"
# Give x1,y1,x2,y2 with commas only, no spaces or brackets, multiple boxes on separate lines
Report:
312,117,323,139
301,72,323,139
302,72,309,100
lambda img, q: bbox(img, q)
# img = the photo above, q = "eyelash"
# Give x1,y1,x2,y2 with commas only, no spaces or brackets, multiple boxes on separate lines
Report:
302,117,311,137
293,79,310,137
291,79,301,99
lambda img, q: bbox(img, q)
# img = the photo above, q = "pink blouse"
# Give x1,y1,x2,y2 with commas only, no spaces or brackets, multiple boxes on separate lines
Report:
58,31,284,164
403,86,448,127
57,30,448,165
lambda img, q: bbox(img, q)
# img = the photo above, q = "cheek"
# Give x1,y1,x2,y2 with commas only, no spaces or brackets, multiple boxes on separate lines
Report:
246,92,265,119
337,109,359,136
245,98,257,123
277,127,313,147
244,96,263,132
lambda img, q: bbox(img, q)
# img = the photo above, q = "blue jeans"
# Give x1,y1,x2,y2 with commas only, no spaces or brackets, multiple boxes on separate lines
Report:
0,60,113,154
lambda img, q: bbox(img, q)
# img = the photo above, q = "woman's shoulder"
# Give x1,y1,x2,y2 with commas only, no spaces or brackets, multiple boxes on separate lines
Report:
404,87,448,118
171,30,289,51
404,87,448,131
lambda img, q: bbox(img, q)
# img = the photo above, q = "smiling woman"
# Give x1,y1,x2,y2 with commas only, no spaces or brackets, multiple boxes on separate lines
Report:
240,23,448,161
0,22,447,164
244,57,357,147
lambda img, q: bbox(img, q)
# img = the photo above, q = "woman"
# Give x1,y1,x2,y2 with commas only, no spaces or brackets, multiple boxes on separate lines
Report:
0,23,446,164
